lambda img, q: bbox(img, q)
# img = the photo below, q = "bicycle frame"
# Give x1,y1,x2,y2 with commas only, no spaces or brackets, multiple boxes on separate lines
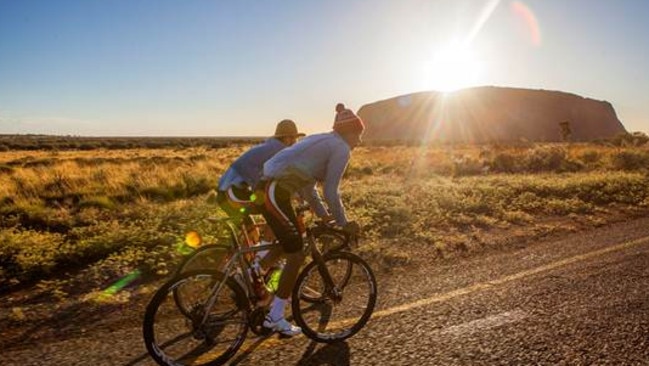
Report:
197,218,352,327
195,218,277,324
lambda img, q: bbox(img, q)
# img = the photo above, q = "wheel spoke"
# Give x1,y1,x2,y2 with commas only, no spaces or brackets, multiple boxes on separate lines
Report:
292,252,376,343
143,270,249,365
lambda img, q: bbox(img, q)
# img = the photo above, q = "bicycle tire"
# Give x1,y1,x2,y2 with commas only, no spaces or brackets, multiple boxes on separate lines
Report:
173,245,232,317
291,251,377,343
175,244,232,275
313,229,346,254
143,270,249,366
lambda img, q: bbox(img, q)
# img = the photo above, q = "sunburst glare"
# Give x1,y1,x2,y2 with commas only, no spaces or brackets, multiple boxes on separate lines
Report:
424,42,483,93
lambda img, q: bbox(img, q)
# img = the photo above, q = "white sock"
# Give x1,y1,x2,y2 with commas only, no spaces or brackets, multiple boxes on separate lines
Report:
268,296,287,321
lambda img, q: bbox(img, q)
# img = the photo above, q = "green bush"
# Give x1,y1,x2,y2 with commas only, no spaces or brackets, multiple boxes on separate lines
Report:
0,229,66,283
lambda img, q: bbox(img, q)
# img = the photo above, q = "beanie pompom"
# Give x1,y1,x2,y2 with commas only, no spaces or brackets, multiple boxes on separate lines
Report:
333,106,365,135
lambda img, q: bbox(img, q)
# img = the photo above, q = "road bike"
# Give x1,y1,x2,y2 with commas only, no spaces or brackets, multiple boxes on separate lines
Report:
171,206,349,312
142,212,377,366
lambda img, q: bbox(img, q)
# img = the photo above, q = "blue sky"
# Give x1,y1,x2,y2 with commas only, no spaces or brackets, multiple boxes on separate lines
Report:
1,0,648,136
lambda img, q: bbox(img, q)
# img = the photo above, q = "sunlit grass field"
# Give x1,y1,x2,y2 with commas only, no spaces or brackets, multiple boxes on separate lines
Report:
1,140,649,296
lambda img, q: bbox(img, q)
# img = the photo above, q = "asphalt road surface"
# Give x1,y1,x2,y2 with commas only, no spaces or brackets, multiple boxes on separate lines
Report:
3,216,649,365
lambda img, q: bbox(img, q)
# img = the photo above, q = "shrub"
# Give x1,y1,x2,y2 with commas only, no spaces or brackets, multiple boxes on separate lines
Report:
523,146,568,172
512,191,544,212
0,229,66,283
577,149,604,169
79,196,115,210
141,186,175,202
344,165,375,179
179,173,213,197
452,156,486,176
608,131,649,147
610,150,649,171
490,151,519,173
0,164,14,174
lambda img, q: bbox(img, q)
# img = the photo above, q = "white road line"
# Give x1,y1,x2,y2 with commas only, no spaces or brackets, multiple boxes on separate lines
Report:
437,310,528,337
242,235,649,349
369,235,649,320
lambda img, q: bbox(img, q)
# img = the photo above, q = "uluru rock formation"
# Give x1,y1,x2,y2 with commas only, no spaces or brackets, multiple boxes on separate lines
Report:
357,86,626,143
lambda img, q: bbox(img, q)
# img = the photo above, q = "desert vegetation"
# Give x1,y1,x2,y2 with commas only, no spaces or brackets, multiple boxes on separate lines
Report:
0,134,262,151
1,136,649,301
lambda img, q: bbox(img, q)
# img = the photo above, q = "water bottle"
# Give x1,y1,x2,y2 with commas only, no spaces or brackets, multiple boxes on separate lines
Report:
265,267,282,293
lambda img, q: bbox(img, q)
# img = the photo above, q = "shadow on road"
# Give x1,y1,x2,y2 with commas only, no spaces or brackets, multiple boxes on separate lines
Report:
1,296,144,350
225,331,275,365
296,341,351,366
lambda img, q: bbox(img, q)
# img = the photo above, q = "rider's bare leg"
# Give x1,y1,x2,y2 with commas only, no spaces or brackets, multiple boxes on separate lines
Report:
259,246,283,272
274,250,305,299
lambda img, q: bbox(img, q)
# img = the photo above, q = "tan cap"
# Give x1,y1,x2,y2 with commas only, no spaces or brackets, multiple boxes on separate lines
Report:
274,119,305,137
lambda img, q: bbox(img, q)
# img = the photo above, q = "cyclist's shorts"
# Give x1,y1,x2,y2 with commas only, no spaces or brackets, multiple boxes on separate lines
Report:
216,185,259,222
255,179,303,254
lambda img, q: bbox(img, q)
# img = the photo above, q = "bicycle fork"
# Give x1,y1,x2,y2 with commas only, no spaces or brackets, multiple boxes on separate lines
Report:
309,239,343,304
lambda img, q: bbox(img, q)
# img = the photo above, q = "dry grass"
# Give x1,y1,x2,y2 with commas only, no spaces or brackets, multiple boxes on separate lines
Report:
1,142,649,293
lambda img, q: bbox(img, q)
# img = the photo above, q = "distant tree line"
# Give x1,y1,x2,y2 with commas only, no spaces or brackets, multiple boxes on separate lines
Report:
597,131,649,147
1,131,647,151
0,135,264,151
360,131,649,148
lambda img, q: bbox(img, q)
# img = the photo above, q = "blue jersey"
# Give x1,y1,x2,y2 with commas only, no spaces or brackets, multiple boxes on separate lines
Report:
263,132,351,226
218,138,286,191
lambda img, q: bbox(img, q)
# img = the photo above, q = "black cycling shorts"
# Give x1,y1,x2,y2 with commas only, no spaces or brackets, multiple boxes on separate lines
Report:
255,180,303,253
216,184,257,224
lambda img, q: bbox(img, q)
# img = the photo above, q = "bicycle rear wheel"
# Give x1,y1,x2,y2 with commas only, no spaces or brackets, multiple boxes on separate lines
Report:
173,245,232,317
291,252,377,343
143,270,248,366
176,244,231,275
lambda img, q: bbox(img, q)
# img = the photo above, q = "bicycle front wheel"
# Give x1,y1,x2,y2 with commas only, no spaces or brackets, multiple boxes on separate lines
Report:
291,252,377,343
143,270,248,366
299,230,351,303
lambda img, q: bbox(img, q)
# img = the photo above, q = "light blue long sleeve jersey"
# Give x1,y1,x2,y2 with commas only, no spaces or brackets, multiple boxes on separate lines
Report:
218,138,286,191
263,132,351,226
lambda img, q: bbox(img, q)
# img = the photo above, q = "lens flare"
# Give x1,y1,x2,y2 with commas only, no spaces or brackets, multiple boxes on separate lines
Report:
102,269,142,296
511,1,541,46
185,230,203,248
86,269,142,303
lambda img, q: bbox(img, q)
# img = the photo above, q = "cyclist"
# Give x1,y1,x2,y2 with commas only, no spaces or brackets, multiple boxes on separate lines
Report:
255,103,363,336
216,119,304,248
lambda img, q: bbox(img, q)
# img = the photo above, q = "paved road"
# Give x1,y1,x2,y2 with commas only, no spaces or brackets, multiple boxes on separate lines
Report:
3,216,649,365
233,218,649,365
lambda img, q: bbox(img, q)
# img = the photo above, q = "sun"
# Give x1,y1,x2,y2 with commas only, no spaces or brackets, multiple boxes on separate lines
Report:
425,43,483,92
